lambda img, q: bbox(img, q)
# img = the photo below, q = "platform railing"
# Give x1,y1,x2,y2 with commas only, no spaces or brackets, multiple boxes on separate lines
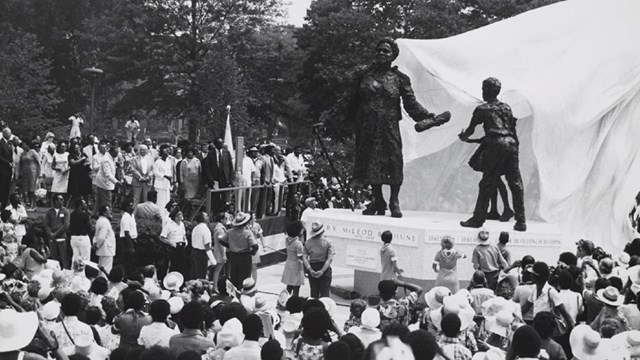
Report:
205,180,313,219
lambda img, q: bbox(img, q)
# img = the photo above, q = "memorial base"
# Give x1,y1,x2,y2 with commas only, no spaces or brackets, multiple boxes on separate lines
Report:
306,209,563,298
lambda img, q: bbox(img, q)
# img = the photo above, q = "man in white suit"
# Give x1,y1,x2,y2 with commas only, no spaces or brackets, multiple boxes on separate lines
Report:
131,144,154,207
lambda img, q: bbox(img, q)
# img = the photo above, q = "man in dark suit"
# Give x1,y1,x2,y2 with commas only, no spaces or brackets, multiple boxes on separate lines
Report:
0,127,14,207
43,194,71,269
203,138,234,213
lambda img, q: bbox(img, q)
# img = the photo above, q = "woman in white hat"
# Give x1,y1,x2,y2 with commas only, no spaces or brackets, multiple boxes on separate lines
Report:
591,286,631,332
219,212,259,289
302,222,335,298
0,308,66,360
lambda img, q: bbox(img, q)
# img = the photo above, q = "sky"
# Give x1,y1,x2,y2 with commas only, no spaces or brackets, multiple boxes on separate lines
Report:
284,0,313,27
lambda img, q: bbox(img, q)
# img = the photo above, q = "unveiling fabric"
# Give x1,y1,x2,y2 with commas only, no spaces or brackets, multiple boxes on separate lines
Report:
394,0,640,252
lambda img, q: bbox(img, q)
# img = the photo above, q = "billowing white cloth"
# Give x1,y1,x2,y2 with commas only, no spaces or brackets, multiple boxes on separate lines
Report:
395,0,640,252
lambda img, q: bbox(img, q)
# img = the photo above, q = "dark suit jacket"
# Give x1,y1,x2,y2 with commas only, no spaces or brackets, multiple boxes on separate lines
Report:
43,207,70,239
203,148,234,187
0,137,13,174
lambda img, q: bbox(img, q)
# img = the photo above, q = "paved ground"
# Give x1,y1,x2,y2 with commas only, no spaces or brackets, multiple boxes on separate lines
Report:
256,262,355,329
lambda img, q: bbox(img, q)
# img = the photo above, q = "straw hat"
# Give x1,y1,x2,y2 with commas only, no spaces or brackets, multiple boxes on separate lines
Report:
168,297,184,315
570,324,612,360
0,309,39,352
596,286,624,307
254,295,270,313
242,278,257,295
309,222,325,238
361,308,381,330
217,318,244,348
163,272,184,291
487,311,514,337
612,330,640,357
477,229,490,242
433,292,475,331
232,212,251,227
424,286,451,310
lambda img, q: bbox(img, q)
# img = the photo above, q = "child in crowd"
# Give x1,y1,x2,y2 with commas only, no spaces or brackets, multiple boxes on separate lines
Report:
433,235,466,293
439,313,473,360
469,271,495,315
343,298,367,332
0,209,19,263
498,231,511,264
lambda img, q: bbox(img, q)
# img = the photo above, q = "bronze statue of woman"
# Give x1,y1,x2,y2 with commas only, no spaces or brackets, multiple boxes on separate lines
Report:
347,38,449,218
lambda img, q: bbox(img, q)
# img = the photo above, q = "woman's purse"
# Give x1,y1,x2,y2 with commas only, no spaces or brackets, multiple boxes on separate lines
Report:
548,288,568,337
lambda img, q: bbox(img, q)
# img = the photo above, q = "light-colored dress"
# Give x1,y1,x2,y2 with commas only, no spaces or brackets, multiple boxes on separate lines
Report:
251,222,264,264
281,236,305,286
434,248,465,293
153,158,172,211
20,149,40,192
51,152,69,193
179,158,201,199
69,116,83,139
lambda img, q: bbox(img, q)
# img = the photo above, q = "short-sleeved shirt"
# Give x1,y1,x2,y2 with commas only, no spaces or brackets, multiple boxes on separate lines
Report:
380,243,398,281
222,227,257,253
472,243,508,272
304,236,335,263
161,220,186,248
191,222,212,251
528,282,563,316
120,212,138,239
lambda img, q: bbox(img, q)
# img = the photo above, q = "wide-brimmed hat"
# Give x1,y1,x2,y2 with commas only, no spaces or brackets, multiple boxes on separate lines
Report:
309,222,325,238
242,278,257,295
163,272,184,291
424,286,452,310
41,301,61,321
0,310,39,352
570,324,612,360
433,292,475,331
232,212,251,227
254,295,270,313
319,297,337,318
63,335,109,360
304,197,317,207
477,229,490,242
487,310,514,337
70,276,91,292
481,296,521,319
471,349,506,360
612,330,640,357
361,308,381,330
247,146,259,153
217,318,244,348
596,286,624,307
168,297,184,315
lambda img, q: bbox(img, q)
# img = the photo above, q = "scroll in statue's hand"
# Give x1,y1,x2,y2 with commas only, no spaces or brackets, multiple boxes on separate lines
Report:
414,111,451,133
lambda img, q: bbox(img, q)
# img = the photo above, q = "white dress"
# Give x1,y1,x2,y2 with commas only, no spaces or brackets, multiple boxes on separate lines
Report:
153,158,172,211
69,116,83,139
51,152,69,193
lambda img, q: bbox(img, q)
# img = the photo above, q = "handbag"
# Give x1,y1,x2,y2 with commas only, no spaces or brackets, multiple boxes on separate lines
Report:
548,288,568,336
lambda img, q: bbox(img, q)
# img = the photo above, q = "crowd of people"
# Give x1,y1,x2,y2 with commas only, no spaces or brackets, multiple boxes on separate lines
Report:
4,123,640,360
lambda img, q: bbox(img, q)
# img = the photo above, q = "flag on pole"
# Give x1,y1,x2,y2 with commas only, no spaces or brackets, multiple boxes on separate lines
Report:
224,105,234,160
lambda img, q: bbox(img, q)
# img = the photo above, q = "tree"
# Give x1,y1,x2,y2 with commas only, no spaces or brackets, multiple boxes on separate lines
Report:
0,24,61,137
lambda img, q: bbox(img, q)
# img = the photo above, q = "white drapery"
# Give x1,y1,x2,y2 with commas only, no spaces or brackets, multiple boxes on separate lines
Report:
396,0,640,252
